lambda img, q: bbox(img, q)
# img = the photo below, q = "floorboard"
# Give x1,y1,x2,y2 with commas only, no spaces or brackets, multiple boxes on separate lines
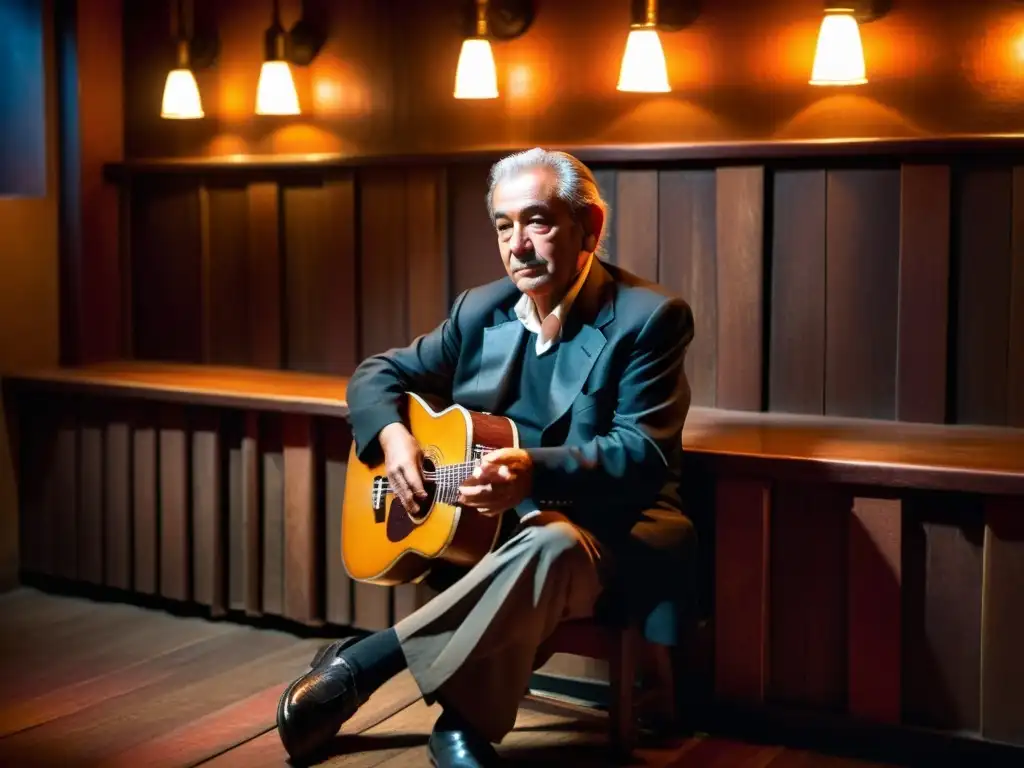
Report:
0,588,902,767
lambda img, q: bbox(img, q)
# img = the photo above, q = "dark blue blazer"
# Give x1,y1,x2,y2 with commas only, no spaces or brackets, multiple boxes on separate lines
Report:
347,258,695,556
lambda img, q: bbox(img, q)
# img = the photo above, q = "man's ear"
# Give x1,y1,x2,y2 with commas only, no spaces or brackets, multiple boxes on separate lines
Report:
582,204,605,254
583,233,597,252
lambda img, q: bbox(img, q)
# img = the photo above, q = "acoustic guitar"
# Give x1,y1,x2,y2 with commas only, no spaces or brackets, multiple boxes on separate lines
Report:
341,392,519,586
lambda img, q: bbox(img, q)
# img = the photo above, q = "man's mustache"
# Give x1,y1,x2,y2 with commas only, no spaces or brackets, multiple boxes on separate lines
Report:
511,258,547,272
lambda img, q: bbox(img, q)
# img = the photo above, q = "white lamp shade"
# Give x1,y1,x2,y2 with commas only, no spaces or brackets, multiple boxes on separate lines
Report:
810,12,868,85
454,38,499,99
161,68,204,119
617,28,670,93
256,60,301,115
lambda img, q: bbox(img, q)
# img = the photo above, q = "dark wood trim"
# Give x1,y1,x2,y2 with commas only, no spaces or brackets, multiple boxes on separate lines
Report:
102,134,1024,178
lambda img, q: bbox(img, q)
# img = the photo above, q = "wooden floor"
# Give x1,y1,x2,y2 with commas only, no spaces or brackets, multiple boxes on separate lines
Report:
0,588,902,767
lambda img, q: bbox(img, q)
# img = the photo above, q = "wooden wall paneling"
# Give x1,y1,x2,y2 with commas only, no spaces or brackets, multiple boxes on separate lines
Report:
824,169,901,419
359,168,409,357
896,165,951,423
159,405,190,602
902,493,984,731
847,497,902,724
130,179,203,362
615,171,659,281
980,496,1024,745
1008,168,1024,428
769,170,826,415
118,178,134,356
323,177,359,375
77,400,104,585
406,167,450,337
658,171,717,407
247,182,283,369
714,476,771,703
191,407,224,616
15,392,54,576
323,417,352,627
448,164,503,298
955,168,1012,426
132,403,158,594
53,397,79,581
228,411,261,615
769,482,849,710
204,185,250,367
592,169,618,263
282,414,320,625
103,402,132,591
715,167,765,411
261,414,285,616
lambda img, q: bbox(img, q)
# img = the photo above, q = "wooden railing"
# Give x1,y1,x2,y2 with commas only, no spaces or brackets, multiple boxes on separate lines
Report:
4,363,1024,757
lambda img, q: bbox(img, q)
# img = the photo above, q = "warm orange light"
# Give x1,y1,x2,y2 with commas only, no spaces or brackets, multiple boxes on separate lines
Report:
810,9,868,86
256,60,300,115
454,38,499,99
617,27,670,93
161,68,204,119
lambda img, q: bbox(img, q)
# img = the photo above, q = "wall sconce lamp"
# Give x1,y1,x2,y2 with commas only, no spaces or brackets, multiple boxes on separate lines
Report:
454,0,535,99
617,0,698,93
256,0,326,115
160,0,218,119
810,1,891,86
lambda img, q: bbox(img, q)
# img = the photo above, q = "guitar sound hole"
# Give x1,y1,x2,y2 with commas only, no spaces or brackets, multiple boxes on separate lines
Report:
385,457,437,543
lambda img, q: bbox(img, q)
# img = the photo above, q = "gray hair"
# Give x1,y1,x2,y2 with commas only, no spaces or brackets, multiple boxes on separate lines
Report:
486,148,610,249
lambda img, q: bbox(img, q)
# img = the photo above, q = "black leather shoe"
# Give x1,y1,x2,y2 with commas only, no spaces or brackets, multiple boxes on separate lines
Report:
277,638,365,763
427,727,501,767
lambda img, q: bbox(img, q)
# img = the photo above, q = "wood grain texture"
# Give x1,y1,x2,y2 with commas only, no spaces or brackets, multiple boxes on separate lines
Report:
981,496,1024,746
658,170,717,407
902,493,984,731
261,415,284,616
406,167,449,337
714,477,771,703
282,414,319,625
825,169,901,419
247,182,282,369
847,497,902,724
1009,168,1024,428
204,185,249,366
323,177,359,375
359,169,409,357
228,411,260,615
132,411,157,594
715,166,765,411
769,170,826,415
159,406,190,602
615,171,659,281
103,406,132,591
54,405,78,580
191,408,223,615
769,483,848,710
897,165,950,423
77,405,104,585
449,163,503,298
955,168,1012,426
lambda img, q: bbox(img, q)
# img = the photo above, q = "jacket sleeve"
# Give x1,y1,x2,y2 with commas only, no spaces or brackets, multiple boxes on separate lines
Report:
527,296,693,510
346,290,468,463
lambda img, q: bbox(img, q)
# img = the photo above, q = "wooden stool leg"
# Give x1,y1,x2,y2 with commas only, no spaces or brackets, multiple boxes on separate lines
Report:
609,626,638,757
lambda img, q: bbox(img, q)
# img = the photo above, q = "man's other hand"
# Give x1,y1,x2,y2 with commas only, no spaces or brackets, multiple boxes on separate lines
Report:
379,422,427,514
458,448,533,516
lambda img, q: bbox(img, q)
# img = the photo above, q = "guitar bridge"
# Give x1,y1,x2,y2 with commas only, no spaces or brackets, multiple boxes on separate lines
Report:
370,476,387,524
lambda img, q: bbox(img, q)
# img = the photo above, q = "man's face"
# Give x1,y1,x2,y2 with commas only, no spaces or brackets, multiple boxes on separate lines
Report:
490,166,591,304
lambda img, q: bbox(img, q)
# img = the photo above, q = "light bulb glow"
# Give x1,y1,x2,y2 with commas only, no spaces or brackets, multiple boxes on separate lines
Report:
454,38,498,99
161,68,204,119
810,11,868,85
256,60,301,115
617,28,671,93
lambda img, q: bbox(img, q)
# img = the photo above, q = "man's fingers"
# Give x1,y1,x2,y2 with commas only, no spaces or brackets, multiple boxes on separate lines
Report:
404,463,427,499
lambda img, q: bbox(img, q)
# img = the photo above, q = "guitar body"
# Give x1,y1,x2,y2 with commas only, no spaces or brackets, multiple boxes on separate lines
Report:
341,392,519,586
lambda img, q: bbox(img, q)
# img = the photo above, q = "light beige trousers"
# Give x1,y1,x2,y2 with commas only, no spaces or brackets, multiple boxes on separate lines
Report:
394,514,605,743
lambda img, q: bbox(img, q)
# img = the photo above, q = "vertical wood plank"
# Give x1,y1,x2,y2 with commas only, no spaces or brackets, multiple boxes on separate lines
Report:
592,169,618,263
769,170,826,415
191,408,224,615
897,165,951,423
53,403,78,580
406,167,450,336
229,411,261,615
205,185,250,366
77,404,104,585
1008,168,1024,428
769,482,849,709
902,494,983,731
658,171,717,407
15,392,51,576
714,477,770,703
323,177,359,375
283,414,319,625
847,497,902,724
955,168,1012,426
825,169,901,419
323,418,352,626
359,169,410,357
449,163,503,298
261,415,285,616
159,406,190,602
716,166,765,411
615,171,659,281
103,405,131,591
247,182,282,369
132,409,158,594
980,496,1024,745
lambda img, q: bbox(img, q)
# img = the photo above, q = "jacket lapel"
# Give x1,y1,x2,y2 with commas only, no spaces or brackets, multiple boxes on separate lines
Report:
476,318,525,413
